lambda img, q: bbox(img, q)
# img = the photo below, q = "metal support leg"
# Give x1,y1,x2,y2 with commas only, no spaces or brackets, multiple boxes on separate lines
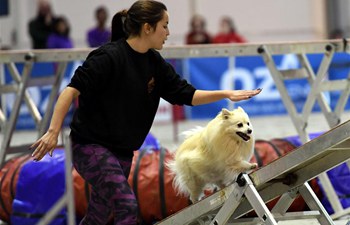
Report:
64,135,76,225
299,182,335,225
297,53,339,127
7,62,42,125
242,174,278,225
210,174,278,225
318,173,343,217
38,62,68,137
36,134,75,225
0,61,33,167
259,45,309,143
209,175,248,225
300,47,335,126
270,188,299,215
334,69,350,119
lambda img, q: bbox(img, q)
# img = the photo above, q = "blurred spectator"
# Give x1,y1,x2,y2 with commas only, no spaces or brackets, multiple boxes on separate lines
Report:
329,29,344,39
212,16,246,44
185,15,211,44
47,16,73,49
28,0,56,49
87,6,111,47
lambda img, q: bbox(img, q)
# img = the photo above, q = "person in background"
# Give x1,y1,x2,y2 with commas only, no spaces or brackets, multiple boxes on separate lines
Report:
185,14,211,44
31,1,261,224
28,0,56,49
46,16,73,49
329,29,344,39
87,6,111,47
212,16,246,44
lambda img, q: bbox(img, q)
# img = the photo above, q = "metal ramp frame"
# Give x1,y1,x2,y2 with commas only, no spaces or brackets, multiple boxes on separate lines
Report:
258,42,350,219
157,119,350,225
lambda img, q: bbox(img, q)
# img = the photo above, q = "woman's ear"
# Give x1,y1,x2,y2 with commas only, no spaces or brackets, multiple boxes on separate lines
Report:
143,23,153,34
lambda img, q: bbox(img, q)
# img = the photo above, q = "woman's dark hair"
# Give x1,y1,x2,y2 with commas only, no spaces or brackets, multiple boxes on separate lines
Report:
111,0,167,41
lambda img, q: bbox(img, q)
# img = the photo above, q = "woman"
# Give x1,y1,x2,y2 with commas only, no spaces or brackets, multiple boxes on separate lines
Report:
31,1,261,224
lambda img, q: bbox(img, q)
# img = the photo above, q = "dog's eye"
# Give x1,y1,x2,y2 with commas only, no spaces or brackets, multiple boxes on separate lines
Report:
247,122,250,126
237,123,243,128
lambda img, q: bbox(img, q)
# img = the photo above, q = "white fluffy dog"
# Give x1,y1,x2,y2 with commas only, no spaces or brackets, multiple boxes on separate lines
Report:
168,107,257,203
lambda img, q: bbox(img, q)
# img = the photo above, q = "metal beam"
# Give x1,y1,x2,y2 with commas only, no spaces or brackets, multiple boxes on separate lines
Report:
0,39,349,63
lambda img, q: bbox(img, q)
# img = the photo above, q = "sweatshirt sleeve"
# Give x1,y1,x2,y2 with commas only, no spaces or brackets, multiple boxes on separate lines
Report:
68,47,114,97
155,52,196,106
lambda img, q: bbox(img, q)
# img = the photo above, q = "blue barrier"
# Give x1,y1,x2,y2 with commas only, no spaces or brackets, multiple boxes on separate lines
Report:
4,53,350,128
11,149,66,225
186,53,350,118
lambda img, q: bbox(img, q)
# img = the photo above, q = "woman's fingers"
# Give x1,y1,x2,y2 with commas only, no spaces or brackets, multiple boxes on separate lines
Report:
245,88,262,97
31,139,55,161
31,145,41,161
31,131,59,161
49,148,56,157
252,88,262,95
228,88,262,102
32,141,47,160
241,88,262,98
30,139,40,150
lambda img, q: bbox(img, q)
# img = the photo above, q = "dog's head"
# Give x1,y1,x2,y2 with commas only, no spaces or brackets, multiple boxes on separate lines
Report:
220,107,253,142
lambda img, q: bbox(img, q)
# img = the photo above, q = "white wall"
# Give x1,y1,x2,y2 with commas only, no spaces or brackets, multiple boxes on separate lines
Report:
0,0,327,50
196,0,327,42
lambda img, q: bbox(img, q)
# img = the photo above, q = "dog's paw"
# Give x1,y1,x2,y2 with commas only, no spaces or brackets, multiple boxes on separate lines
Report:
250,163,258,169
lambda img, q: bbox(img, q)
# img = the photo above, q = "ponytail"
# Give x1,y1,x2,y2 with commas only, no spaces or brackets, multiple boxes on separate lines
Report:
111,1,167,42
111,10,128,42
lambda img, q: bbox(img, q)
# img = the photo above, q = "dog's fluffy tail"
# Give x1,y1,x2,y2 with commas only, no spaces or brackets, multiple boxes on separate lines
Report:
166,157,191,197
181,126,204,139
167,127,204,197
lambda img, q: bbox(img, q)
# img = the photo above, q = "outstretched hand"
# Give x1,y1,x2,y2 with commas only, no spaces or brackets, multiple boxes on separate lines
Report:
227,88,262,102
31,130,59,161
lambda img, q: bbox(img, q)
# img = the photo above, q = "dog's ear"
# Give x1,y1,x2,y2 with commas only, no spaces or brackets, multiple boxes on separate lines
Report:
221,108,231,119
237,106,244,112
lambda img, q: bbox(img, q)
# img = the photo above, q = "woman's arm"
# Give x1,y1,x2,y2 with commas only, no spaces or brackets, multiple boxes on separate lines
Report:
191,89,261,106
31,86,80,161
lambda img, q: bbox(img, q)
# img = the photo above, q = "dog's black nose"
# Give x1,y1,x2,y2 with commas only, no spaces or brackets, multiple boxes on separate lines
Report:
247,129,252,134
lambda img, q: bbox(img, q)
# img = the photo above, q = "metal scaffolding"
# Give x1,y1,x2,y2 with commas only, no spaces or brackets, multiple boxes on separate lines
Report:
1,39,350,224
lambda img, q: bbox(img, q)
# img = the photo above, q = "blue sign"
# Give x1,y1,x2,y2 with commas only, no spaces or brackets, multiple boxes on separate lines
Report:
3,53,350,129
185,53,350,119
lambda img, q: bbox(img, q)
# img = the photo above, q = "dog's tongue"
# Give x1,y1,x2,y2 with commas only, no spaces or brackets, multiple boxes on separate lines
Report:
236,132,250,141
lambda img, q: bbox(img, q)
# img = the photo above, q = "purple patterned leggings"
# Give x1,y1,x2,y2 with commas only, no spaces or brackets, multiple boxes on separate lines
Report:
72,143,138,225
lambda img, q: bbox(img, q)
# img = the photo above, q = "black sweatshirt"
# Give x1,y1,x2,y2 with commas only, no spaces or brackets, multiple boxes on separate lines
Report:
68,39,196,157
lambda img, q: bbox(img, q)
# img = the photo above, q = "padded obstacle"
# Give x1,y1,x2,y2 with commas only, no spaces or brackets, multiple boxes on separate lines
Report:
157,119,350,225
1,137,320,224
0,147,188,225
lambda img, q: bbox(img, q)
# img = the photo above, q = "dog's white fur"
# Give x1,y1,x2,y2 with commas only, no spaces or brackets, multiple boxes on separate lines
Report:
168,107,257,203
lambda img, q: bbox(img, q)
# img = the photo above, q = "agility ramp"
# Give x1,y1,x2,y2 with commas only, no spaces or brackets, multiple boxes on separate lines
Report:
157,119,350,225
